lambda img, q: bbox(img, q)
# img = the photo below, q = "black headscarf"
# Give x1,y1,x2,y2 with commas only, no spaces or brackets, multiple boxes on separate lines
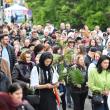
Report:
39,52,53,71
38,52,53,83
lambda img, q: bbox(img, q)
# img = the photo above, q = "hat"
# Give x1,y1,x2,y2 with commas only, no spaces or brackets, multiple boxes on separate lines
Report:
89,47,97,52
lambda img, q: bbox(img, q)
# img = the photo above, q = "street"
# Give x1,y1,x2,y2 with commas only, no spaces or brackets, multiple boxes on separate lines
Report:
60,98,92,110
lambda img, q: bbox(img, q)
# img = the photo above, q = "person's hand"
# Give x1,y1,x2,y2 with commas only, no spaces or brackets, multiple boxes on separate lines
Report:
59,80,65,85
26,83,30,88
102,90,109,96
46,83,54,89
52,82,59,87
86,82,88,87
76,84,81,88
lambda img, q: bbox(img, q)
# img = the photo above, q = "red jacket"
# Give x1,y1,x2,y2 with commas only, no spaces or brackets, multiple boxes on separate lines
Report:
0,92,20,110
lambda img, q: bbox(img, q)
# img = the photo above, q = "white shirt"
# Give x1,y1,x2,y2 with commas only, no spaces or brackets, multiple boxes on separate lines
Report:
88,63,96,75
2,47,10,68
30,66,59,87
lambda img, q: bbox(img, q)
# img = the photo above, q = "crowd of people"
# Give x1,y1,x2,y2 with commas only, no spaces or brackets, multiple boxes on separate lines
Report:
0,22,110,110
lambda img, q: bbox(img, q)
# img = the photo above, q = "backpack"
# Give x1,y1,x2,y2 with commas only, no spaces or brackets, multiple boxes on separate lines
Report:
0,58,11,92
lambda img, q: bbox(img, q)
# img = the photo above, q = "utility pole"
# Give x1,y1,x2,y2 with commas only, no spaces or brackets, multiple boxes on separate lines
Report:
0,0,4,25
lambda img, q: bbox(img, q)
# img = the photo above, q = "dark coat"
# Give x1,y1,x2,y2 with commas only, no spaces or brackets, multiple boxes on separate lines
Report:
6,44,17,72
0,70,11,92
84,54,93,69
12,61,35,87
12,61,35,96
71,64,88,93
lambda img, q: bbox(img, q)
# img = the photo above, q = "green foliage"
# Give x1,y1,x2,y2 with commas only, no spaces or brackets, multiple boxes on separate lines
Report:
64,50,74,64
58,63,67,81
85,11,104,29
56,40,67,48
58,66,85,85
52,47,84,85
27,0,110,32
68,68,84,85
53,49,74,81
53,54,63,64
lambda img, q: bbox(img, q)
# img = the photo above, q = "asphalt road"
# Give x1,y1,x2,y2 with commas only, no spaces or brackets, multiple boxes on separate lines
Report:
59,98,92,110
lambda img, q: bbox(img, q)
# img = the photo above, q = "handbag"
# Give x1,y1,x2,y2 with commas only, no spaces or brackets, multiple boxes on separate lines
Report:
92,92,104,105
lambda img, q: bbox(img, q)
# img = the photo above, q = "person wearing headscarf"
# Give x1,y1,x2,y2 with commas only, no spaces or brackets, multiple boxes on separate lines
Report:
30,52,59,110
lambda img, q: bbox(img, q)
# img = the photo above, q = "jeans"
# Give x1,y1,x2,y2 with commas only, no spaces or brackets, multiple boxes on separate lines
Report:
66,86,72,106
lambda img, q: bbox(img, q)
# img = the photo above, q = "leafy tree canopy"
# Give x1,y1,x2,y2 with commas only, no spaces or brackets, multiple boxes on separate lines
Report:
26,0,110,30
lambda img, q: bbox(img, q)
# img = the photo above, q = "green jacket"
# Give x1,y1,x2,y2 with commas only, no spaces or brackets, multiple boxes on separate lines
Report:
88,68,110,93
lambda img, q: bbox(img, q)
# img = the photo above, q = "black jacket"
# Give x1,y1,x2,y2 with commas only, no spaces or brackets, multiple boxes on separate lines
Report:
6,44,17,72
12,61,35,96
0,70,11,92
12,61,35,87
84,54,93,69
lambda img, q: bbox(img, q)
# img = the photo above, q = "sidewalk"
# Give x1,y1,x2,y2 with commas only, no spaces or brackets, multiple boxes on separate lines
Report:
59,98,92,110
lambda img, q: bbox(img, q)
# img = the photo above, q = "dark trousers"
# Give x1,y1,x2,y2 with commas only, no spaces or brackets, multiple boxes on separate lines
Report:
92,96,109,110
61,93,66,110
71,91,88,110
66,86,72,106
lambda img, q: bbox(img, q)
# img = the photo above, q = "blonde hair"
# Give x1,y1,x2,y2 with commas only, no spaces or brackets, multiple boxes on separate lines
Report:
19,50,31,62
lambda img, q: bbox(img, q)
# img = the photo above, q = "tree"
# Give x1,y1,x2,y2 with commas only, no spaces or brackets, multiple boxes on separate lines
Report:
27,0,110,30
